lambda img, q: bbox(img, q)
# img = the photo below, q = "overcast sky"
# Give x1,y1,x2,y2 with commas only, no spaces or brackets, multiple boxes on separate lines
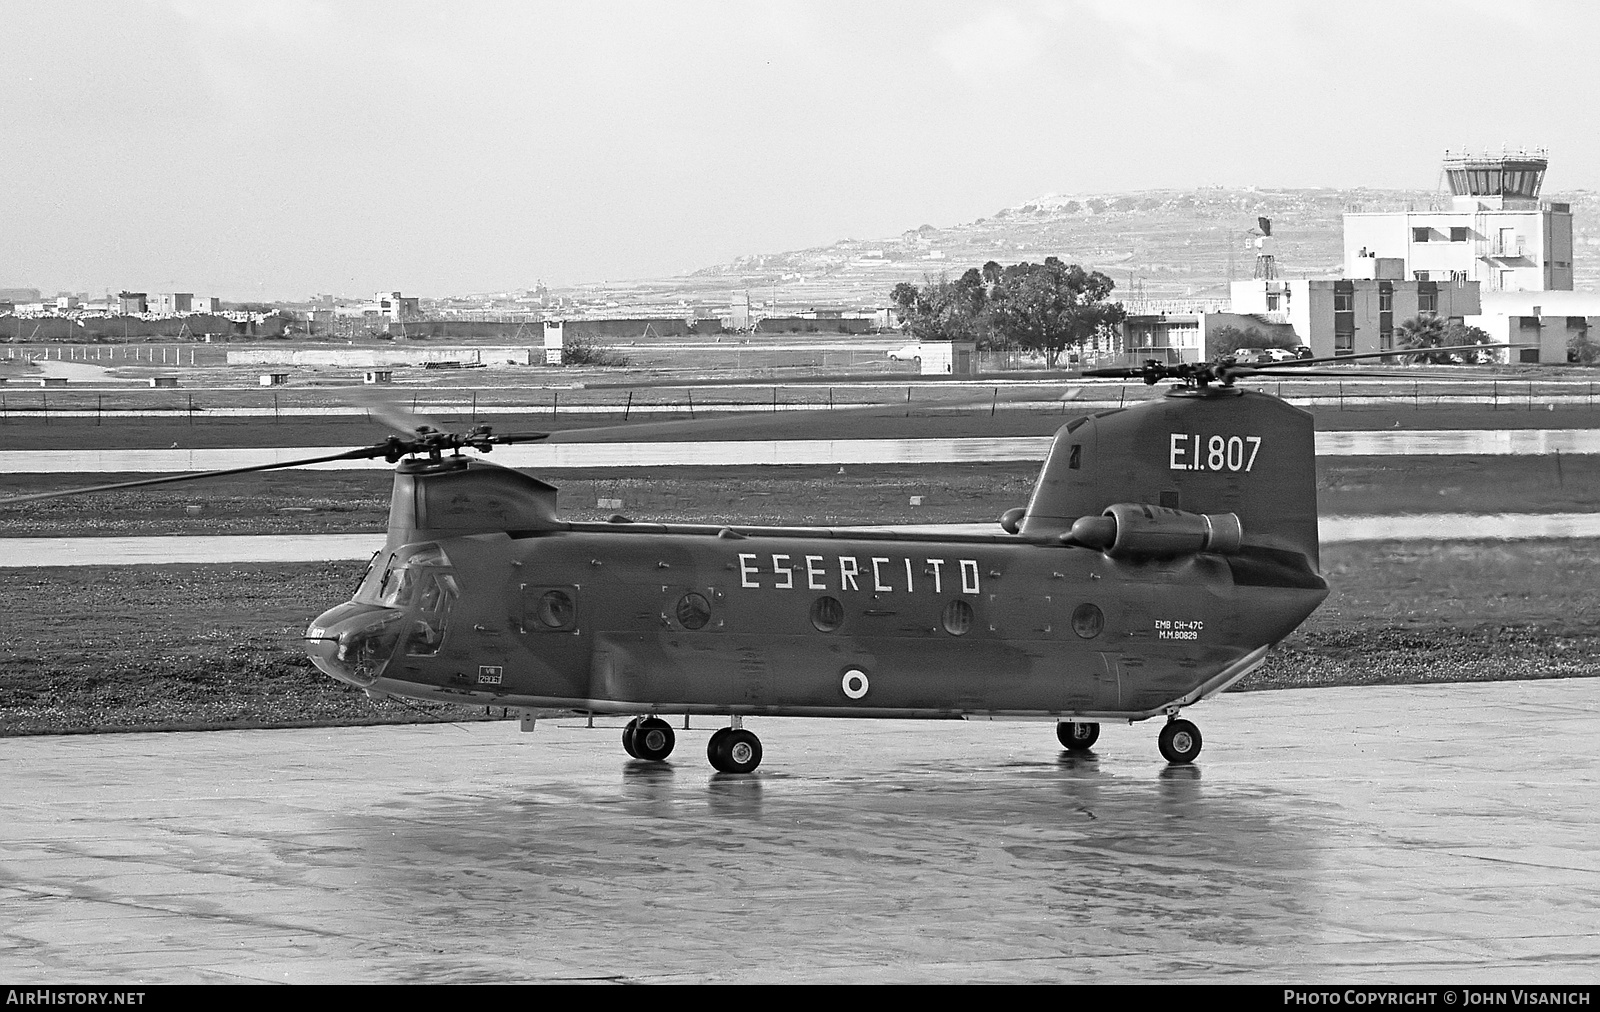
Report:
4,0,1594,300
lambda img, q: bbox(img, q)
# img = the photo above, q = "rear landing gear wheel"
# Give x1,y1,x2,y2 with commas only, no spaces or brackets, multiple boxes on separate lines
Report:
631,717,676,762
707,727,763,774
622,717,641,758
1158,718,1202,765
1057,721,1100,751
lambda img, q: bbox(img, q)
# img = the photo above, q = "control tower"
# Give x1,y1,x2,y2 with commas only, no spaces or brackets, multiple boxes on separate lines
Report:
1443,149,1547,211
1343,149,1572,292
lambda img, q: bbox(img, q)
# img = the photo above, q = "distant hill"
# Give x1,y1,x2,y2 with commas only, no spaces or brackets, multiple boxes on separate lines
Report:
681,186,1600,310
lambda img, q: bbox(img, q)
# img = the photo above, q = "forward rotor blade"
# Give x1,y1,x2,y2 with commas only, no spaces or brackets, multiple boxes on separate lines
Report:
1081,367,1145,379
545,395,1005,442
348,386,449,436
0,445,389,508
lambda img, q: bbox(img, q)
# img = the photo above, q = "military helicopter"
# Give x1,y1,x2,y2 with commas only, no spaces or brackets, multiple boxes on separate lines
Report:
0,346,1485,772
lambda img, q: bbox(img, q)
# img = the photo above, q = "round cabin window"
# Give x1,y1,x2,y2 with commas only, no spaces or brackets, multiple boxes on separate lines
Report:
941,599,974,636
676,592,711,630
810,596,844,632
536,590,575,630
1071,603,1104,639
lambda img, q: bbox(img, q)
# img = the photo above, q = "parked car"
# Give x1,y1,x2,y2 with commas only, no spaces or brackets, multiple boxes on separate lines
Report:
887,344,922,362
1233,347,1297,364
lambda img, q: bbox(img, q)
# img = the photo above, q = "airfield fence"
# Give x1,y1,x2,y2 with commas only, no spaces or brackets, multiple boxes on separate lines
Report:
4,378,1600,426
1,343,224,365
0,343,1037,376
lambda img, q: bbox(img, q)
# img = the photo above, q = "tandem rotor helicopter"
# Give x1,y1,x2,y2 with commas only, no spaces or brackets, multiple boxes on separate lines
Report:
1,346,1491,773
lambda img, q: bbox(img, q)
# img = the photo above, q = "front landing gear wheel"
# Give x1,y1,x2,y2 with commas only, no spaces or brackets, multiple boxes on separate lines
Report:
1057,721,1100,751
622,717,641,758
707,727,763,774
1158,718,1202,765
631,717,676,762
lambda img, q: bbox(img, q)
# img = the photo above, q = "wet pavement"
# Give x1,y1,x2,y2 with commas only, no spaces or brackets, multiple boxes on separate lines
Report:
1,679,1596,983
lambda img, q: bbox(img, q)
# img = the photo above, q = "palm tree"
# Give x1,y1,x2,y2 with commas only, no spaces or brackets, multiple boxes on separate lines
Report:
1396,316,1497,364
1395,315,1453,364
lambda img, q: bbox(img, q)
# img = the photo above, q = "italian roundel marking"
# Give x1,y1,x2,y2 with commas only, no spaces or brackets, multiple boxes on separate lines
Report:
841,668,870,700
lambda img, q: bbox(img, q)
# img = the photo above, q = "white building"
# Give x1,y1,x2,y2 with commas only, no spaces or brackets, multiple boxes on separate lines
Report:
1120,306,1291,364
333,291,421,322
1343,150,1573,293
1468,291,1600,364
1230,276,1481,359
150,293,193,314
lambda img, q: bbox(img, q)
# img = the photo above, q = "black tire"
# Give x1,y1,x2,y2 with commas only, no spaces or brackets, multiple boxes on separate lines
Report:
632,717,676,762
1057,721,1100,751
707,727,762,774
622,717,641,759
706,727,728,765
1158,719,1202,765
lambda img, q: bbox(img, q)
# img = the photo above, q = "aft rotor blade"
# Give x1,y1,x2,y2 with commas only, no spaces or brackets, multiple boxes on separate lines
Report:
0,445,389,508
1273,343,1520,369
1232,367,1447,380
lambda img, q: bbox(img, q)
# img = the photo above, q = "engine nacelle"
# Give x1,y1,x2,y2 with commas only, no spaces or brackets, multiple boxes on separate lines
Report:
1061,502,1243,559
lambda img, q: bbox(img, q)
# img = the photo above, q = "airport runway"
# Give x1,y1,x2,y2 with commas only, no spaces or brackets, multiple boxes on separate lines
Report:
2,678,1596,983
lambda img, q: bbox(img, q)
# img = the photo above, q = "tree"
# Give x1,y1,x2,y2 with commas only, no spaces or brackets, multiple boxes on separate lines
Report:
986,258,1125,367
1396,316,1495,364
560,333,629,367
1570,329,1600,365
889,282,919,317
890,270,992,344
1207,325,1294,356
1395,316,1449,364
1444,322,1496,364
885,258,1126,364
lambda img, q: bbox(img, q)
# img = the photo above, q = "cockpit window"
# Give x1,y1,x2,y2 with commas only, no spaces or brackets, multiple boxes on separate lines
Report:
407,544,451,569
355,545,460,656
350,552,396,604
404,572,459,656
376,544,454,609
352,551,383,599
406,617,446,656
417,571,455,613
381,566,419,608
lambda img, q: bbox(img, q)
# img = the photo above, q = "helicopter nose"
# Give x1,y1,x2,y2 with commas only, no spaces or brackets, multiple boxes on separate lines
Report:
305,602,406,688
